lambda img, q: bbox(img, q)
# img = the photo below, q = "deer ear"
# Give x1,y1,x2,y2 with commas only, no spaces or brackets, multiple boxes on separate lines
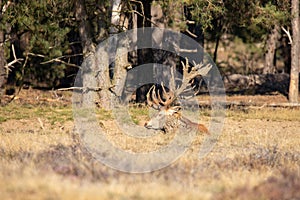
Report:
172,106,181,113
166,106,181,115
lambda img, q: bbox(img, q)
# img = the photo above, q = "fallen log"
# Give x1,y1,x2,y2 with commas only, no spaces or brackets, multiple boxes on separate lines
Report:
223,73,291,96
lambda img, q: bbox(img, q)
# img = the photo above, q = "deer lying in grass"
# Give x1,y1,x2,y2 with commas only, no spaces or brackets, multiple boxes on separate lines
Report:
144,60,209,135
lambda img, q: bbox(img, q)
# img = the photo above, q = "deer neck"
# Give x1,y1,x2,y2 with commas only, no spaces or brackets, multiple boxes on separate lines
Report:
179,116,198,127
179,116,209,134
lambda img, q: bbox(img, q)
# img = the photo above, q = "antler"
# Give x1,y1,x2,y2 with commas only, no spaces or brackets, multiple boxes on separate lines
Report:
147,58,208,109
175,58,203,97
146,84,175,109
157,83,174,106
160,58,202,104
147,85,160,110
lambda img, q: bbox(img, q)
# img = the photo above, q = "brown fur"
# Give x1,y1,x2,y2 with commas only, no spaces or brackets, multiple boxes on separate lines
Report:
179,116,209,134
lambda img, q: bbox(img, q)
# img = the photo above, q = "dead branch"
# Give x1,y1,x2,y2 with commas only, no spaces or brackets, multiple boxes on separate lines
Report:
57,86,102,92
27,52,45,58
41,58,80,68
6,54,30,104
185,29,197,38
2,1,12,13
40,53,82,68
186,20,195,24
171,42,198,53
281,26,293,44
4,44,23,72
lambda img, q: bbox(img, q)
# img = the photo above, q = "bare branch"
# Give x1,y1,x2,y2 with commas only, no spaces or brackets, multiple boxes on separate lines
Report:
41,58,80,68
27,52,82,68
185,29,197,38
171,42,198,53
4,45,23,72
2,1,12,13
186,20,195,24
57,86,102,92
281,26,293,44
27,52,46,58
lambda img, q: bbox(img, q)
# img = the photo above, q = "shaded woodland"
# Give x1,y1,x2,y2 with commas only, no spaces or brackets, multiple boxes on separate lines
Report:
0,0,299,104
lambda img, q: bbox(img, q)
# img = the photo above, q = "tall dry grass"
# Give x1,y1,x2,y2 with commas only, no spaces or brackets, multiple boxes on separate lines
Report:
0,99,299,199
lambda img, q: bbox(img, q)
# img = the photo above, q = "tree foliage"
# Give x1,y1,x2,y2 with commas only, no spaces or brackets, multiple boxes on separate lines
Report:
0,0,297,98
2,0,75,87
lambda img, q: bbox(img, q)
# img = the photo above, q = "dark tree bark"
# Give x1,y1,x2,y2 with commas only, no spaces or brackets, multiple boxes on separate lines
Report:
0,0,7,102
212,19,223,63
213,34,221,63
289,0,299,103
281,35,291,74
135,0,154,103
263,25,280,74
74,0,95,55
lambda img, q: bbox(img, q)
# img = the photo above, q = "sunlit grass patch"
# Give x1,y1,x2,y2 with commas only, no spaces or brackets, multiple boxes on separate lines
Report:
128,105,149,125
96,108,113,120
0,116,6,123
227,107,300,121
0,103,31,122
0,102,73,124
41,107,73,125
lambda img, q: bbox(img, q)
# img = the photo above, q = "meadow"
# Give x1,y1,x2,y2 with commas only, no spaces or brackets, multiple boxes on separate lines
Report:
0,89,300,200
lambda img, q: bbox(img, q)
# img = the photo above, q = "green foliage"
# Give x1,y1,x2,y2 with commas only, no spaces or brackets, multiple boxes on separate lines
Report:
187,0,225,31
155,0,225,31
1,0,75,87
229,0,290,42
155,0,290,43
4,0,73,55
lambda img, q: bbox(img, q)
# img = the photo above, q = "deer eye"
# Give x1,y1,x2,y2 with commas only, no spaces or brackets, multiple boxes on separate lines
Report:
158,113,164,117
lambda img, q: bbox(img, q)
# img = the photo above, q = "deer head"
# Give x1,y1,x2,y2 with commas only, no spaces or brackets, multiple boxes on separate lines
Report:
144,59,209,134
144,85,181,131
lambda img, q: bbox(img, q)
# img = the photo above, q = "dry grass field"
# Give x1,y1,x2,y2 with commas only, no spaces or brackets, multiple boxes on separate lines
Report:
0,89,300,200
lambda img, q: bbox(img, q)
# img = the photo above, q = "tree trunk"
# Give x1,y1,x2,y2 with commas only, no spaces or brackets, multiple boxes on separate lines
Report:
135,0,153,103
151,3,176,91
213,34,220,63
263,25,280,74
212,19,223,63
282,35,291,74
74,0,111,108
0,0,7,102
74,0,95,55
112,12,129,99
289,0,299,103
110,0,122,34
113,45,128,98
109,0,129,99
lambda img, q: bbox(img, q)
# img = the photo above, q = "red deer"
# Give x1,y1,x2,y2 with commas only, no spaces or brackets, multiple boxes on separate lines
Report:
144,60,209,134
